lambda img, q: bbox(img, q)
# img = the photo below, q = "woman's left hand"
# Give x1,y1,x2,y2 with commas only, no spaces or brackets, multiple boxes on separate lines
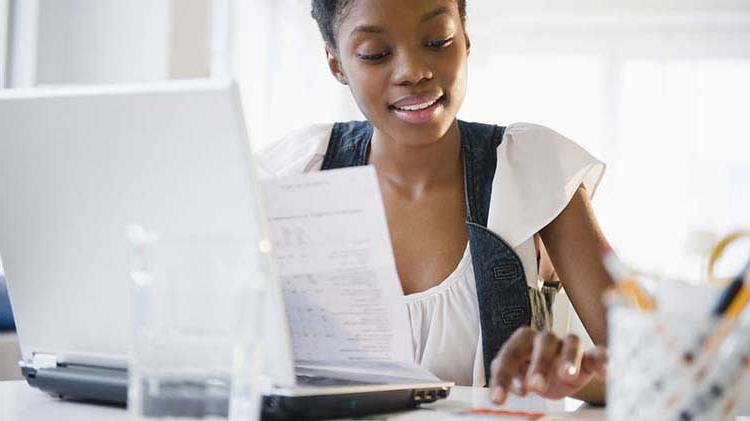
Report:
488,327,607,404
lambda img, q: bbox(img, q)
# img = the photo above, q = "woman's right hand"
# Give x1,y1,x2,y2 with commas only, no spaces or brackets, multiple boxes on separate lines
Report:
488,327,607,404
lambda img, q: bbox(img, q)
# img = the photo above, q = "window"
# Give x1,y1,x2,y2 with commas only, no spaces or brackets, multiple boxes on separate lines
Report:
3,0,214,88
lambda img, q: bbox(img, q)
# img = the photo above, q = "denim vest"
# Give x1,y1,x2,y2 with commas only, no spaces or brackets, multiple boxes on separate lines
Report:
321,120,553,384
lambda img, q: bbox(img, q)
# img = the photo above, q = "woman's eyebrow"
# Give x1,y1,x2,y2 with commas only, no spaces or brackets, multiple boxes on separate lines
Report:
420,6,450,23
349,25,384,38
348,7,451,38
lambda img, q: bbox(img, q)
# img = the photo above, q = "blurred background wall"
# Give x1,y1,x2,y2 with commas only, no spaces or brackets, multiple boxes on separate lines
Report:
1,0,749,279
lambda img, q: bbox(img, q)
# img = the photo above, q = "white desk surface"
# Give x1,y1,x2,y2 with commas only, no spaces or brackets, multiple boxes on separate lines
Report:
0,380,604,420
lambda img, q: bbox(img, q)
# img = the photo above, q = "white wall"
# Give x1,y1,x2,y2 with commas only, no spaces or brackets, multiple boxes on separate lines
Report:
169,0,212,79
7,0,39,87
35,0,171,85
0,0,8,88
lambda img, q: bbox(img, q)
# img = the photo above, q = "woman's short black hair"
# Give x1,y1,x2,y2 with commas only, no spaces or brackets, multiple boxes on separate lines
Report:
311,0,467,50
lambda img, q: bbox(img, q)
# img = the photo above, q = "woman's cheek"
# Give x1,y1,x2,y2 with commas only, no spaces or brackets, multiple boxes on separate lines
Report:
353,70,390,116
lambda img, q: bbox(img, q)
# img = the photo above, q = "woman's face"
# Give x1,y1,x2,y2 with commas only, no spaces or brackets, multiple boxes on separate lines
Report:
329,0,469,147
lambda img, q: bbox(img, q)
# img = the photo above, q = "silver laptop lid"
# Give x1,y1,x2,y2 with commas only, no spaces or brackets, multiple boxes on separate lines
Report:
0,80,295,386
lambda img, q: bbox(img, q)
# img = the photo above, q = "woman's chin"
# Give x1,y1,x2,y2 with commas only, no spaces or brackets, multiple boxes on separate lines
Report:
381,116,457,147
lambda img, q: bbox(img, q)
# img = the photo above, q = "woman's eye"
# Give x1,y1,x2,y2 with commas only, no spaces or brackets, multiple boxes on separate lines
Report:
356,51,391,62
427,37,454,49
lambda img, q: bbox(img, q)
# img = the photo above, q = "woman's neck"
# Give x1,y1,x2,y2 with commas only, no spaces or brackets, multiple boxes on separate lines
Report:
368,120,463,195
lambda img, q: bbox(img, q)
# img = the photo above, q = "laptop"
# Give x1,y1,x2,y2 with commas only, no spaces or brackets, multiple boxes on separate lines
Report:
0,80,452,419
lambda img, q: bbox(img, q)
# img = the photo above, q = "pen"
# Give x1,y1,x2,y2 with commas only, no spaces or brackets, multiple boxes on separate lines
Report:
725,258,750,318
682,261,750,364
468,408,545,420
711,277,745,316
724,282,750,318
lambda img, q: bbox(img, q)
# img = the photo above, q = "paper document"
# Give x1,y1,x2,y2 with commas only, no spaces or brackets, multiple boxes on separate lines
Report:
262,166,413,363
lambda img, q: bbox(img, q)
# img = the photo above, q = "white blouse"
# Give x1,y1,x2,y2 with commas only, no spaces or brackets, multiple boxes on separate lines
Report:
256,122,605,386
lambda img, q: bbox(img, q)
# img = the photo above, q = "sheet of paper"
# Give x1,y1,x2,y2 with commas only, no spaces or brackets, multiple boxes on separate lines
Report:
262,166,413,363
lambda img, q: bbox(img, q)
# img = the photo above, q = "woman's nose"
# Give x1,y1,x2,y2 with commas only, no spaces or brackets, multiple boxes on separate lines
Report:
392,50,433,86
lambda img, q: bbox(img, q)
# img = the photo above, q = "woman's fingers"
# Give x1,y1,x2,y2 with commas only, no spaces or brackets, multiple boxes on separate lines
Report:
510,377,527,396
557,334,584,382
490,329,608,405
581,346,608,379
510,360,531,396
524,332,562,393
489,327,536,404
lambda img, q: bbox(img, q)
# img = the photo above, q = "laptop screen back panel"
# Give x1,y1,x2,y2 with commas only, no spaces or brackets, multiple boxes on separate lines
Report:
0,81,295,386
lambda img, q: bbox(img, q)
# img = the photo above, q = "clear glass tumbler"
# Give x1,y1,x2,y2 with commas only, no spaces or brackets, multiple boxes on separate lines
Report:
127,226,269,421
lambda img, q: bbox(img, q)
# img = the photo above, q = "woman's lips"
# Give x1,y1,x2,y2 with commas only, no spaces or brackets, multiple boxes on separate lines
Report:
390,95,445,125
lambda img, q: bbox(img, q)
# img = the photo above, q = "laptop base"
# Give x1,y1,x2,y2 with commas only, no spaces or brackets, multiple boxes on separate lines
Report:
22,365,449,420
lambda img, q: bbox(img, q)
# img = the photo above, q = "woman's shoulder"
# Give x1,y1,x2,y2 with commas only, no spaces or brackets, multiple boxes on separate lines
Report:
459,120,575,149
254,123,334,178
495,122,601,173
487,122,606,247
501,122,575,148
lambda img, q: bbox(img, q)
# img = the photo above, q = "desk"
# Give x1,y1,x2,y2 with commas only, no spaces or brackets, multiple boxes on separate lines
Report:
0,380,604,420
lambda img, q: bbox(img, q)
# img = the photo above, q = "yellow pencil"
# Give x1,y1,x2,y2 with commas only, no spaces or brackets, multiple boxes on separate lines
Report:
725,283,750,318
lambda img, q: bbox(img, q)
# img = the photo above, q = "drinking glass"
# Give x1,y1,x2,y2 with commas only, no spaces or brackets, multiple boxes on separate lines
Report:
128,226,270,421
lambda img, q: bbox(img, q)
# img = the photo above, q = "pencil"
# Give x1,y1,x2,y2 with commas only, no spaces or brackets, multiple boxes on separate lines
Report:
725,283,750,318
712,277,745,316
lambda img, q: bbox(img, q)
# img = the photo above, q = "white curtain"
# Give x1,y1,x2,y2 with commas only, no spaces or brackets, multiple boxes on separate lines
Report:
232,0,750,281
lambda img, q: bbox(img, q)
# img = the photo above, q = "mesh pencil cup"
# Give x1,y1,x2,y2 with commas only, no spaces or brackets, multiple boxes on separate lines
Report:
607,303,750,421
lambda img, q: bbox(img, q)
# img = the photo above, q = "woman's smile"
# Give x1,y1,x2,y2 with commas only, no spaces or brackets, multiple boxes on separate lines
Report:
389,93,446,125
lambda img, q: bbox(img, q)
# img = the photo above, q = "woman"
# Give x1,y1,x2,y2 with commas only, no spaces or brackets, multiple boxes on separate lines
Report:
258,0,610,404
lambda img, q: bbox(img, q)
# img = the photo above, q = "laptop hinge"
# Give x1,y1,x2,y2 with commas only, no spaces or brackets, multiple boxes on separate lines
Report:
30,353,58,370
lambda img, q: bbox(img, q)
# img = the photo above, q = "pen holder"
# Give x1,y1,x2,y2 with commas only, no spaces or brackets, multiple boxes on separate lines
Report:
607,305,750,421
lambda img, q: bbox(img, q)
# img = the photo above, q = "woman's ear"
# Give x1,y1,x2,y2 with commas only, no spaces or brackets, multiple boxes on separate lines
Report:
326,46,349,86
465,33,472,56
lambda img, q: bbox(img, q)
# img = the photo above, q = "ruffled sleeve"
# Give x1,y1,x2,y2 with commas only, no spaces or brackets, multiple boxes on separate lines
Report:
255,123,334,179
487,123,606,248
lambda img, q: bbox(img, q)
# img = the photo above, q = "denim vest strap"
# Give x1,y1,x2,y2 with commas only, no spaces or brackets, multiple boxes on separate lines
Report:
321,121,373,169
322,120,532,385
458,121,532,385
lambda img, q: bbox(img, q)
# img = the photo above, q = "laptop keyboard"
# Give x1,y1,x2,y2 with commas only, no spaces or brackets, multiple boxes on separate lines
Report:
295,374,375,387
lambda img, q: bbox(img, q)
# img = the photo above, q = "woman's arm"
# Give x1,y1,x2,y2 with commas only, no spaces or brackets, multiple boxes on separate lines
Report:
489,185,613,405
539,185,613,346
